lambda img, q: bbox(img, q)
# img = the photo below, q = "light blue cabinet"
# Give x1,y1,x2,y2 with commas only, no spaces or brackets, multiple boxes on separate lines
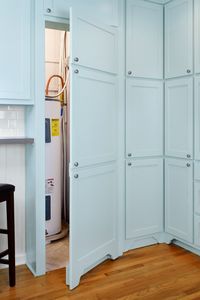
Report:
126,158,163,240
126,79,163,158
165,78,193,159
165,0,193,79
165,158,193,243
195,0,200,74
195,76,200,160
126,0,163,79
44,0,119,26
0,0,33,104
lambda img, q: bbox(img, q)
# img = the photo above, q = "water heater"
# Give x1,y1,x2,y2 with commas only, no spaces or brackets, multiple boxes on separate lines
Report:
45,99,62,237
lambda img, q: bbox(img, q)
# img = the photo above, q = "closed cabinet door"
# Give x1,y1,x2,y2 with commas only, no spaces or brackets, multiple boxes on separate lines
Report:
126,0,163,79
195,76,200,159
0,0,32,104
165,0,193,79
195,0,200,74
126,79,163,158
126,158,163,240
165,78,193,159
165,158,193,243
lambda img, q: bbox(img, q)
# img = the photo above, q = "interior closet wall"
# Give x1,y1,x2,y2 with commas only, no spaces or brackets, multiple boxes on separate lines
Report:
0,106,25,266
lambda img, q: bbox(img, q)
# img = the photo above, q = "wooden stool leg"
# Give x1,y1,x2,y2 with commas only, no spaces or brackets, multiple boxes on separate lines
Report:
6,192,16,287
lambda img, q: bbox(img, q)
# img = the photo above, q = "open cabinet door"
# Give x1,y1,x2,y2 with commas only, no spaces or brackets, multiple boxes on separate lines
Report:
67,9,119,289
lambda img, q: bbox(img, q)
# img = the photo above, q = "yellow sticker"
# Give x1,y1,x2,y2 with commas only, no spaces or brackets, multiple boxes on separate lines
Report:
51,119,60,137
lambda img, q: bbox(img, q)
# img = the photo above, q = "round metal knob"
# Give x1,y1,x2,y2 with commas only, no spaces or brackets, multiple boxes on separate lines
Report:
74,162,79,167
128,153,132,157
187,69,191,74
74,57,79,62
187,154,191,158
186,163,191,167
128,162,132,166
74,174,79,179
74,69,79,74
128,71,132,76
46,8,52,13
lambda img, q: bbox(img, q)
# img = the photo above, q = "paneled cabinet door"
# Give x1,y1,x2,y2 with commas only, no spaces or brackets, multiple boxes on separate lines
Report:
165,78,193,159
195,0,200,74
126,0,163,79
126,158,163,240
0,0,32,104
165,159,193,243
165,0,193,79
126,79,163,158
195,76,200,159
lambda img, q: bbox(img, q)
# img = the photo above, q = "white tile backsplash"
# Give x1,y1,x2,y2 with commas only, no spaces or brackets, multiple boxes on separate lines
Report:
0,105,25,137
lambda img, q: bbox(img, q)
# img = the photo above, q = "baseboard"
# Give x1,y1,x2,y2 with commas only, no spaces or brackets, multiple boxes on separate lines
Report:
0,253,26,269
124,232,164,252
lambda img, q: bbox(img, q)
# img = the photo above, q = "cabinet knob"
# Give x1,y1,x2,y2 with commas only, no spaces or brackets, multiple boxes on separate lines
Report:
74,69,79,74
128,71,132,76
74,57,79,62
187,154,191,158
127,153,132,157
187,69,191,74
128,162,132,166
186,163,191,167
46,8,52,13
74,162,79,167
74,174,79,179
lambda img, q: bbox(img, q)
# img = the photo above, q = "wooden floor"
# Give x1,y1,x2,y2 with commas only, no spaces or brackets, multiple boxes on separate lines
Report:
2,244,200,299
46,237,69,272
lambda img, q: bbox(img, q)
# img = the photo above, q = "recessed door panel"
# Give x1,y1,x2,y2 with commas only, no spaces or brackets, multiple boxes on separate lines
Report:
165,78,193,159
165,0,193,78
126,158,163,239
126,0,163,79
126,79,163,158
165,158,193,243
195,76,200,160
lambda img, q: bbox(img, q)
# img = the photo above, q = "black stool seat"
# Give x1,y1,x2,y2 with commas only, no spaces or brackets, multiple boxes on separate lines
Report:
0,183,16,287
0,184,15,193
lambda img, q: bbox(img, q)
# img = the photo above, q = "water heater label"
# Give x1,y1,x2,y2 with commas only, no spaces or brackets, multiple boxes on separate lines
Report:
51,119,60,136
45,178,55,194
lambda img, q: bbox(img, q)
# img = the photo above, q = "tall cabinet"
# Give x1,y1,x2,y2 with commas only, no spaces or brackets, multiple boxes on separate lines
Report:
125,0,163,244
165,0,194,245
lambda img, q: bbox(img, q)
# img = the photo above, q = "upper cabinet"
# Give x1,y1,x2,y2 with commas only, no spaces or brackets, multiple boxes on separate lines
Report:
195,0,200,74
44,0,119,27
126,79,163,158
195,76,200,160
126,0,163,79
0,0,32,104
165,0,193,79
165,78,193,159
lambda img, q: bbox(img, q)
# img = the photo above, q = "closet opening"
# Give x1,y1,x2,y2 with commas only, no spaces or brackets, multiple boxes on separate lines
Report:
44,21,70,272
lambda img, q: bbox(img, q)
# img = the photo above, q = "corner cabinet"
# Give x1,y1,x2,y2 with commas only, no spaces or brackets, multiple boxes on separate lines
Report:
165,158,193,244
165,78,193,159
126,158,163,240
126,0,163,79
0,0,33,104
165,0,193,79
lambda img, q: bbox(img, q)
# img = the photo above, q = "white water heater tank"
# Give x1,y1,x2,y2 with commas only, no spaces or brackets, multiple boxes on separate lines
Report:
45,99,62,236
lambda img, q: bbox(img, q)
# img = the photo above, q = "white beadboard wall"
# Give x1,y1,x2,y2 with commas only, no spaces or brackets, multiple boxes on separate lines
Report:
0,106,25,267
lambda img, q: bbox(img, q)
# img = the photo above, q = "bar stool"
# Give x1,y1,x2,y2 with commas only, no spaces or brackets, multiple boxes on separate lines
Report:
0,184,16,287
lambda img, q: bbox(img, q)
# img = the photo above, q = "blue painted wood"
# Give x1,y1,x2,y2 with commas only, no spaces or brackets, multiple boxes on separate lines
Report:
0,0,32,104
126,0,163,79
68,10,119,289
126,158,163,239
165,77,193,159
126,79,163,158
195,76,200,159
165,0,193,79
195,0,200,74
165,158,193,244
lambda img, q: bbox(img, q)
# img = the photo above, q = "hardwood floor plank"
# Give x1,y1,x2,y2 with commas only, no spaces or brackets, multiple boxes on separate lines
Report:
1,245,200,299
